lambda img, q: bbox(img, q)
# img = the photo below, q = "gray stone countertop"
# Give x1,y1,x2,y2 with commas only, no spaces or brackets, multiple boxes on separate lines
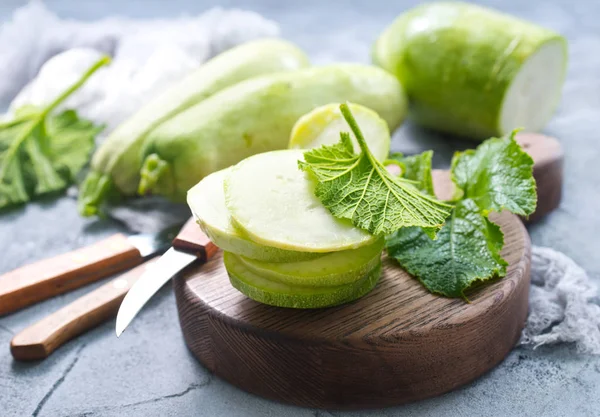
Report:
1,0,599,416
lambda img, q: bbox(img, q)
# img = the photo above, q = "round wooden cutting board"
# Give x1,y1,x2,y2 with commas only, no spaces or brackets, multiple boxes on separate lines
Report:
173,168,533,409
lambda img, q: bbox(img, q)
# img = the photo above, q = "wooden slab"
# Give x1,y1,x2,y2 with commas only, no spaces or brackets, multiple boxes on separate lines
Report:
174,166,532,408
515,133,563,223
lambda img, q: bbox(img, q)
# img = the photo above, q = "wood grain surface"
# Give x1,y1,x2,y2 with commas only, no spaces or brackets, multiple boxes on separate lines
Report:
0,234,143,316
515,133,563,223
173,218,220,260
174,171,532,409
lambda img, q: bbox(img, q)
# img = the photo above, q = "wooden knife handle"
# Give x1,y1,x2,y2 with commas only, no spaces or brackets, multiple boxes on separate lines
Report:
0,234,143,316
172,218,218,261
10,221,217,360
10,259,157,361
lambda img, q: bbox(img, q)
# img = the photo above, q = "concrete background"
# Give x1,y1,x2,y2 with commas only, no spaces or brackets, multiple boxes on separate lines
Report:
1,0,599,416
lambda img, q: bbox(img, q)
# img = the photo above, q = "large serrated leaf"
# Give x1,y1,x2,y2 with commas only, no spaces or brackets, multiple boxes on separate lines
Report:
386,198,508,299
451,132,537,216
299,104,452,236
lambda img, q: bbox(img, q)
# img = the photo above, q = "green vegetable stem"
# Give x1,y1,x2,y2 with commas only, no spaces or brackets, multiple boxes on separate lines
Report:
138,153,173,197
0,56,109,210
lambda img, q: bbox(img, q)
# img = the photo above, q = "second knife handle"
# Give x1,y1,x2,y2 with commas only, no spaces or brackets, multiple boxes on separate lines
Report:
0,234,143,316
10,259,158,361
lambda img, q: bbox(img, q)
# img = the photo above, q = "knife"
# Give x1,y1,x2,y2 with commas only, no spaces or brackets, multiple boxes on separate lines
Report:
10,259,158,361
0,222,183,316
115,218,217,337
10,218,216,360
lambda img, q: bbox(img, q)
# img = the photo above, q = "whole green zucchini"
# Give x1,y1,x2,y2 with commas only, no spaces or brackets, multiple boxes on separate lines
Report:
373,2,567,139
78,39,310,216
138,64,407,201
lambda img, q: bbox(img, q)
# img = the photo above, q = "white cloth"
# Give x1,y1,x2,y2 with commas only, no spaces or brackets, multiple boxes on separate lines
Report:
521,247,600,354
0,0,279,133
2,1,599,355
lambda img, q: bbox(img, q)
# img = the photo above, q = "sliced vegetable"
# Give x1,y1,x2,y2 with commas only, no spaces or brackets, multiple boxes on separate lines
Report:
238,238,384,287
225,251,381,308
289,102,390,162
373,2,567,139
225,150,376,252
299,103,452,236
78,39,310,216
0,56,108,210
187,168,321,262
386,131,537,299
139,64,407,201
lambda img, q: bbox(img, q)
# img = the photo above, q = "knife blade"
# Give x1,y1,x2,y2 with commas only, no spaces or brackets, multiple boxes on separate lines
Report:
116,218,217,337
0,222,183,316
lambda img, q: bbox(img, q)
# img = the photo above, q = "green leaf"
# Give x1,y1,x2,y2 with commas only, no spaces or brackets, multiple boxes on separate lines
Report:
386,198,507,299
0,145,29,207
24,131,67,194
0,56,108,210
451,131,537,216
46,110,103,179
386,151,435,196
386,129,537,299
299,103,452,236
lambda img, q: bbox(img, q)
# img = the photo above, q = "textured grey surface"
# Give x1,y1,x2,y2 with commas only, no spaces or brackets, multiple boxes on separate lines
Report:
1,0,599,416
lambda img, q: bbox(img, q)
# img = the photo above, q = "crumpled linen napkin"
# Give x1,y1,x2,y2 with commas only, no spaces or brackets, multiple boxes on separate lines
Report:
0,0,279,128
520,247,600,354
2,1,599,355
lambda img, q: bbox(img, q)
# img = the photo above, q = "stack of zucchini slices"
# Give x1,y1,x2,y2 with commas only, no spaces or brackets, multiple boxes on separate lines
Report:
187,149,384,309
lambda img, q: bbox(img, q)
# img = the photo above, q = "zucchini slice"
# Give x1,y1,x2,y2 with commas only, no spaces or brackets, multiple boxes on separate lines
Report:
224,251,381,309
238,239,383,287
187,168,321,262
224,150,376,253
289,103,391,162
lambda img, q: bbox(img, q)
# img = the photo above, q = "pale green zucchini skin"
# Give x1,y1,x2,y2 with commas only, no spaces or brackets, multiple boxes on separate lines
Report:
78,39,310,216
237,238,384,287
373,2,567,139
224,251,382,309
139,64,407,201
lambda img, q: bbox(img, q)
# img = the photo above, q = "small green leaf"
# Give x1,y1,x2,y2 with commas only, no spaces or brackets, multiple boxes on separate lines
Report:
46,110,103,180
386,199,508,299
0,56,108,210
0,147,29,207
386,151,435,196
299,103,452,236
451,131,537,215
24,132,67,194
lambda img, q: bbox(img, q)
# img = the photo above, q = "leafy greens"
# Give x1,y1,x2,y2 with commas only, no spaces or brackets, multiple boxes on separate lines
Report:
0,56,109,210
299,103,452,236
386,131,537,299
386,151,435,196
